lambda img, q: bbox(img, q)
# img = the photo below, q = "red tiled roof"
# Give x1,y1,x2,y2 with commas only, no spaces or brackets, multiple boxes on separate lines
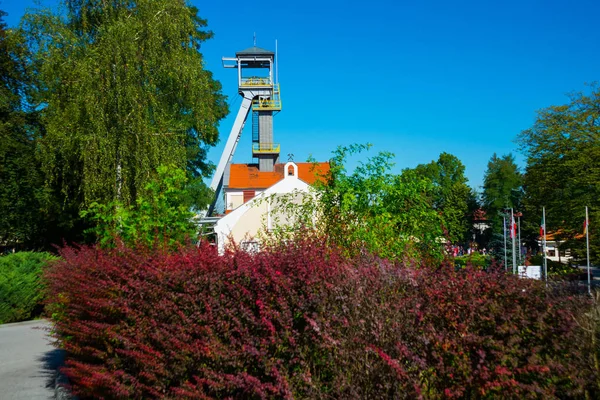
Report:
228,162,330,190
473,209,487,221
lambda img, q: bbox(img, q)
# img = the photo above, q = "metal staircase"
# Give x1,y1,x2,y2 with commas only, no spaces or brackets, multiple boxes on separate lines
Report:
252,110,259,143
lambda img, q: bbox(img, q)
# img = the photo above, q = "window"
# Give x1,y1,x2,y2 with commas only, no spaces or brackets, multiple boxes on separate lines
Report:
243,190,255,203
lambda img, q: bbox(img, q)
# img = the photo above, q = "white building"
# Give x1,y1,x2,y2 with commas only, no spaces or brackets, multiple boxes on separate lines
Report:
214,161,328,254
538,230,584,263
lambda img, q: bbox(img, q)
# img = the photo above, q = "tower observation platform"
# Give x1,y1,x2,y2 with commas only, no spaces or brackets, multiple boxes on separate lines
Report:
207,45,281,216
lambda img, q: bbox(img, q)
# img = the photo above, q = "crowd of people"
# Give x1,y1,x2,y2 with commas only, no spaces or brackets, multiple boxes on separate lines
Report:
450,245,487,257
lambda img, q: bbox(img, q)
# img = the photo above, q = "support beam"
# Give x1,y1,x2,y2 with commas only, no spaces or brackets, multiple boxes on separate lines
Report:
207,89,272,216
207,95,251,216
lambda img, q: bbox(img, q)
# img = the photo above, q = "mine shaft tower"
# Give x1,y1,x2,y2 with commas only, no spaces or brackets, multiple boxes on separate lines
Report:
207,45,281,216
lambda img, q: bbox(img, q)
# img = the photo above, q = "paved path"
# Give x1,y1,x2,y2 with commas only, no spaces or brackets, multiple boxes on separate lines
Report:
0,320,64,399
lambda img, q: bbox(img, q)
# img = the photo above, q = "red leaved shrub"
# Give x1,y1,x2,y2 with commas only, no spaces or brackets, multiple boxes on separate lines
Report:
46,239,354,399
45,240,596,399
326,261,594,399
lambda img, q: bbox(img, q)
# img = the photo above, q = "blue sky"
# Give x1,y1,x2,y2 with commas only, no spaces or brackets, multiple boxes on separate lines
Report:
3,0,600,190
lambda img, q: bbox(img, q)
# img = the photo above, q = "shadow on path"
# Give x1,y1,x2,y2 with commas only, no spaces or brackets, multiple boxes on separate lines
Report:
38,348,66,392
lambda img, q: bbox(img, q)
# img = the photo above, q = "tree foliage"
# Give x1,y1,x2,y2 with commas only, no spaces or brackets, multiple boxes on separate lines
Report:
266,145,445,262
481,153,523,253
81,165,203,248
482,153,523,217
414,152,473,243
326,145,445,261
20,0,227,220
0,9,45,249
518,84,599,262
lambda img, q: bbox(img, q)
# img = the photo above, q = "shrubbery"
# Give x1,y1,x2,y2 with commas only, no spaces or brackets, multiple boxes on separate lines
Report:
0,251,56,324
453,252,491,269
267,145,447,263
46,240,598,398
81,165,202,249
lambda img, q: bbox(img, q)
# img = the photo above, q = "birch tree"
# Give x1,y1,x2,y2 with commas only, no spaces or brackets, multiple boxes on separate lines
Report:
21,0,227,218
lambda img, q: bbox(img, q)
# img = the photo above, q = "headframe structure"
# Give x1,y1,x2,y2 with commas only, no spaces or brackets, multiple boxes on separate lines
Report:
207,45,281,216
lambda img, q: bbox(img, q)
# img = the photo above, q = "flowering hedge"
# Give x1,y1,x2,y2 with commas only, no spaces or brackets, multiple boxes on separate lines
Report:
45,240,596,399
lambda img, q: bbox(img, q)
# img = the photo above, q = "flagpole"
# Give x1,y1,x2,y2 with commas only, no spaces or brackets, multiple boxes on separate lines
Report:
543,206,547,283
517,214,522,266
503,214,507,271
586,206,591,295
512,208,517,274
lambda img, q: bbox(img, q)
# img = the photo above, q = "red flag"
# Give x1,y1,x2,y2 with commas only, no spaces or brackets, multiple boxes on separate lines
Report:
510,215,517,239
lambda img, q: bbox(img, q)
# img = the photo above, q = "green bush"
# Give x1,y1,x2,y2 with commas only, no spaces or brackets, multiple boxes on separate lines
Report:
454,252,491,269
81,165,201,249
0,251,57,324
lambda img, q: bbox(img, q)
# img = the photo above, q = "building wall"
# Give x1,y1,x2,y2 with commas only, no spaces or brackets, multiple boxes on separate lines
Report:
218,191,312,253
258,111,278,171
225,189,265,212
258,111,272,143
215,162,312,254
538,239,573,263
269,191,306,227
228,193,243,211
545,241,573,263
229,201,269,245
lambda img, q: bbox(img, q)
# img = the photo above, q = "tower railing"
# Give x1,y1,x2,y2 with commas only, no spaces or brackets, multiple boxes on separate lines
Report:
252,142,280,154
240,77,272,87
252,84,281,111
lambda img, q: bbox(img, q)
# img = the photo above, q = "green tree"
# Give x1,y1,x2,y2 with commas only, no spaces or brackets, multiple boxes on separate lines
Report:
414,152,472,244
482,153,522,217
0,9,45,249
481,153,522,258
267,145,445,262
82,165,200,248
518,84,600,262
20,0,227,241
